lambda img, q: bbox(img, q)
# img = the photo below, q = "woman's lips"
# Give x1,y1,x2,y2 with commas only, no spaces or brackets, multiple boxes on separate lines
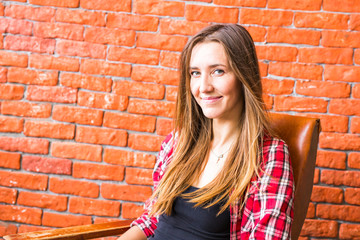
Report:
200,96,222,104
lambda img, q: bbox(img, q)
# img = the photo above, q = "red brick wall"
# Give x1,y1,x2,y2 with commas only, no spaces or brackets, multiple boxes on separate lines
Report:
0,0,359,239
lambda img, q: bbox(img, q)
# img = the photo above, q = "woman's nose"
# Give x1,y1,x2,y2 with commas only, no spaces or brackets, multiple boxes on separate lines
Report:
199,74,213,93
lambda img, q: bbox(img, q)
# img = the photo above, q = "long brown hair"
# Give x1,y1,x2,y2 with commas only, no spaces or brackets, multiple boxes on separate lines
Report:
150,24,273,216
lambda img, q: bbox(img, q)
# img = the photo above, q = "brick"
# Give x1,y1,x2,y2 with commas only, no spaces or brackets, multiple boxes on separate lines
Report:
42,212,91,228
73,162,124,181
160,19,209,36
103,148,156,168
263,94,273,110
0,136,49,154
103,112,156,132
93,217,120,223
101,183,152,202
128,99,176,118
0,170,48,190
1,101,51,118
214,0,266,7
345,188,360,205
18,192,67,211
269,62,322,80
0,150,21,169
294,12,349,29
320,132,360,151
0,67,6,82
121,202,143,219
166,86,178,102
5,5,55,22
329,99,360,116
259,62,268,77
298,47,353,65
0,50,27,67
84,27,135,46
186,4,238,23
240,9,293,26
306,202,315,218
4,35,55,53
256,46,297,62
325,65,360,82
29,0,79,7
300,219,338,237
311,186,343,203
351,117,360,133
69,197,120,217
18,225,50,233
60,73,112,92
55,8,105,26
24,120,75,139
56,40,106,59
81,0,130,11
30,54,79,72
350,14,360,31
355,84,360,98
0,205,42,225
77,91,128,111
128,134,164,152
8,67,58,85
0,18,33,35
321,169,360,187
156,118,174,136
131,66,179,85
75,126,127,147
51,142,102,162
313,168,319,184
239,26,264,43
0,186,17,204
296,80,350,98
0,83,24,100
108,47,159,65
349,152,360,169
261,78,294,95
126,167,153,186
322,31,360,48
267,27,320,46
316,150,346,169
52,105,103,126
107,13,158,31
339,224,360,239
317,204,360,222
80,59,131,77
268,0,322,10
0,222,17,237
22,155,72,175
50,177,99,198
134,0,184,17
274,96,328,113
137,33,188,52
113,80,164,100
323,0,360,12
27,85,77,103
160,51,180,68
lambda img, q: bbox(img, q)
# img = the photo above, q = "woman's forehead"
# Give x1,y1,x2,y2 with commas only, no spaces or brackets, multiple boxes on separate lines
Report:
189,42,229,68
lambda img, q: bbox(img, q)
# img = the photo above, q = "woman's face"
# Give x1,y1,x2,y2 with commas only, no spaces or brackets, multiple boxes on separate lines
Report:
189,41,243,122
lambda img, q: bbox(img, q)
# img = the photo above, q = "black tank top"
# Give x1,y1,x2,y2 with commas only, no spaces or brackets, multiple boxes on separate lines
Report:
150,186,230,240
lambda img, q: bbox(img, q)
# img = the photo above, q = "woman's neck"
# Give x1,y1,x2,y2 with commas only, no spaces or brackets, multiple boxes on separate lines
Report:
211,119,239,152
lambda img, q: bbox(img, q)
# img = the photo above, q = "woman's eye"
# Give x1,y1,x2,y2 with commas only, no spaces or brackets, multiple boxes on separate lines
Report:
212,69,225,76
190,71,200,77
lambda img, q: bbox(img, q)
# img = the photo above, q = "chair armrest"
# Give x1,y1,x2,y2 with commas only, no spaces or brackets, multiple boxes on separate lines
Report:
3,220,133,240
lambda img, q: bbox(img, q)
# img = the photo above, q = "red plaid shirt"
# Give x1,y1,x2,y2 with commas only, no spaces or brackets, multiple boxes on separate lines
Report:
132,132,294,239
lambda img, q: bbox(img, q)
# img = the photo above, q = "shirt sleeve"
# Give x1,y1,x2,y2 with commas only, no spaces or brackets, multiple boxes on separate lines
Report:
248,138,294,240
130,132,175,237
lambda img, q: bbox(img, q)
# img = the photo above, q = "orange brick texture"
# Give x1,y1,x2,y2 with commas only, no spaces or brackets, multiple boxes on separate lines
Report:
0,0,359,239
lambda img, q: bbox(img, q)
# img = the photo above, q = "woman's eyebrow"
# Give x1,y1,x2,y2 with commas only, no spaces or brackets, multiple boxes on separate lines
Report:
189,64,227,69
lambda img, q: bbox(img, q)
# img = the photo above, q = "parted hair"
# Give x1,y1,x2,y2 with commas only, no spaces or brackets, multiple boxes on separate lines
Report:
149,24,273,216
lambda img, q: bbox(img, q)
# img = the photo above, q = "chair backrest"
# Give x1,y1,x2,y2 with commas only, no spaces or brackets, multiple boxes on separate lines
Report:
269,113,320,240
3,113,320,240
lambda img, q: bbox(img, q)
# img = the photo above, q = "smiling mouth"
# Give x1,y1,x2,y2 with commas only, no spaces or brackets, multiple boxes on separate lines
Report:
200,96,222,104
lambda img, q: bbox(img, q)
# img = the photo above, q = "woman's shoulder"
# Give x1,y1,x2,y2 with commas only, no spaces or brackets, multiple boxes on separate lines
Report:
261,134,290,166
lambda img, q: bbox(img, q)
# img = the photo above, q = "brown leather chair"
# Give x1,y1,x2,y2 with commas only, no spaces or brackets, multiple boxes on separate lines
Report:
4,113,320,240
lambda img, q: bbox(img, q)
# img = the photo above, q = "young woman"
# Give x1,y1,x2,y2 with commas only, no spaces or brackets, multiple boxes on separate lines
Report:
119,24,294,240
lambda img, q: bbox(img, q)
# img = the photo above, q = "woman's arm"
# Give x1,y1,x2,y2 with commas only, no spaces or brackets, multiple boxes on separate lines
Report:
117,226,147,240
